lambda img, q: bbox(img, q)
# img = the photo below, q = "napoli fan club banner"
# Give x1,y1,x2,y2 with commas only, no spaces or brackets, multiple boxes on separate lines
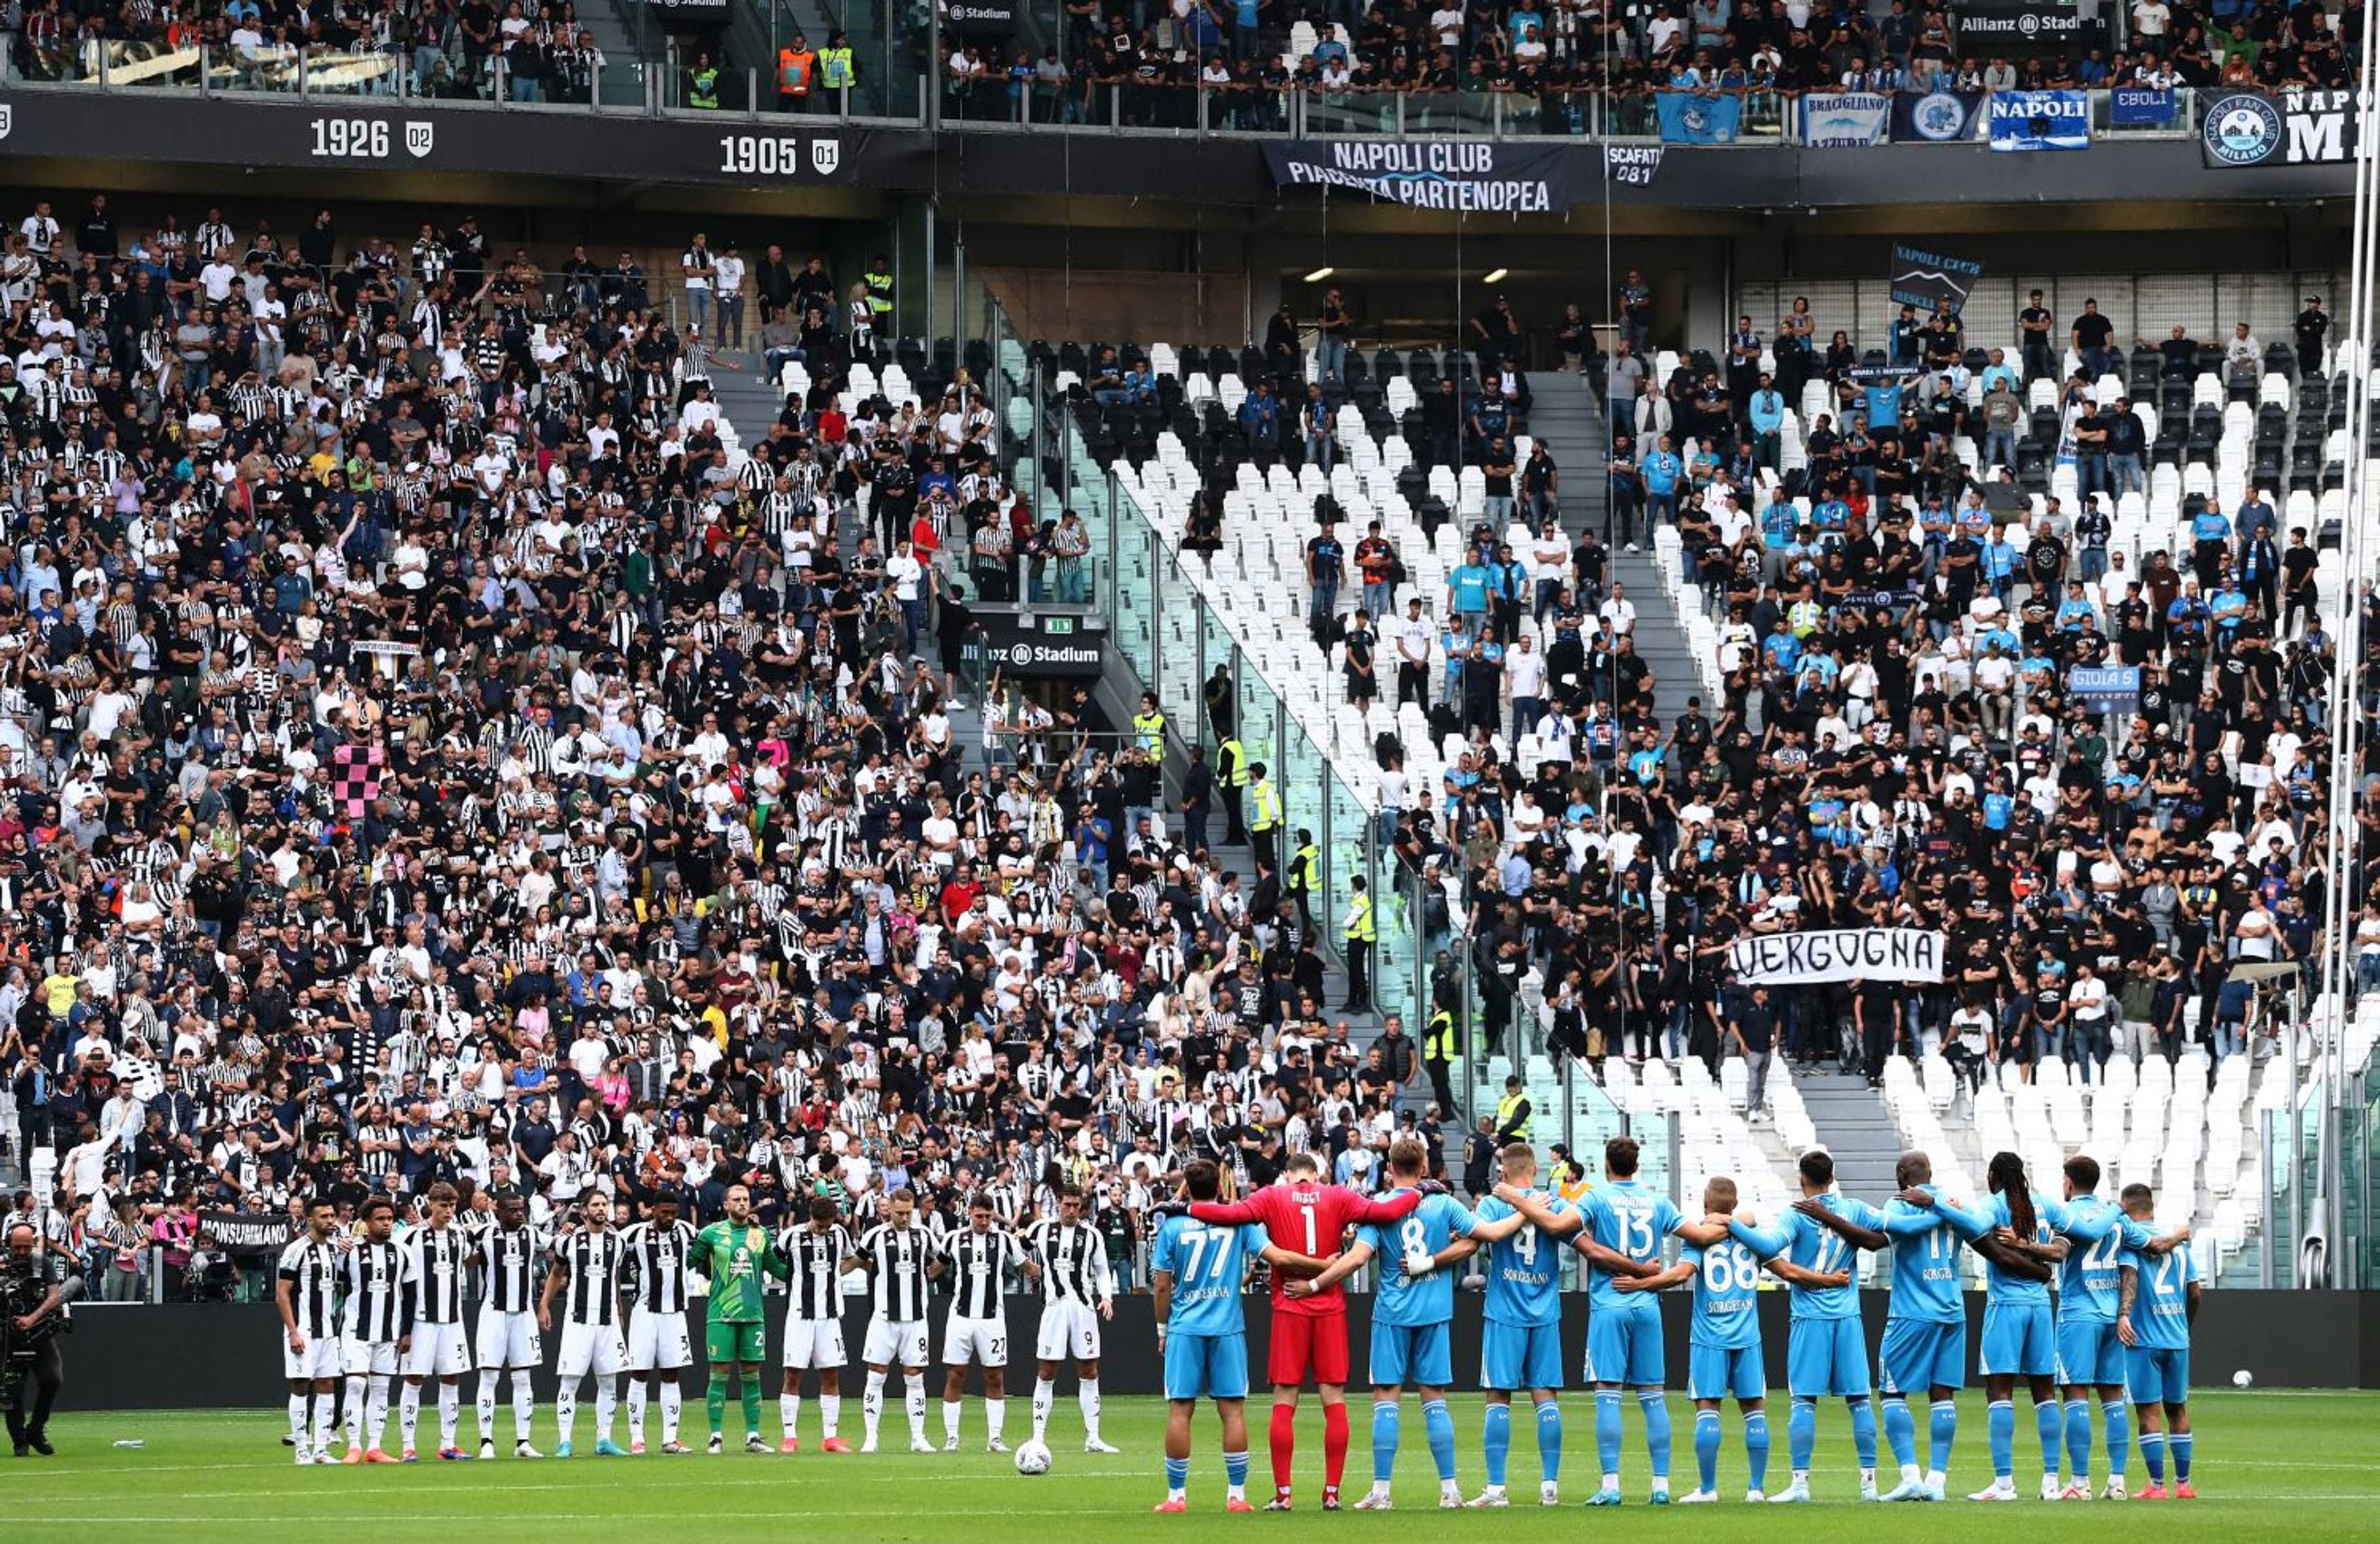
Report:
1729,928,1946,986
1888,243,1984,314
2068,664,2144,716
1799,91,1890,147
2111,86,2176,126
1262,140,1571,211
1890,88,1984,142
1989,89,2090,152
1655,91,1745,144
1950,0,2110,58
2200,88,2365,167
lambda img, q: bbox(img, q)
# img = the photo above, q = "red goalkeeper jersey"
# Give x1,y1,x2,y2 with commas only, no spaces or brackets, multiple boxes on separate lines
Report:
1189,1181,1422,1317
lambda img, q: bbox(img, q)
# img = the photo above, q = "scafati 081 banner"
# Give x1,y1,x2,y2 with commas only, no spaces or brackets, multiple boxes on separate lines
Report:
1729,927,1946,986
1262,140,1572,212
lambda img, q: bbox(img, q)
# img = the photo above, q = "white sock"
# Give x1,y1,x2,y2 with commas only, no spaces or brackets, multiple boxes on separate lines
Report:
1793,1468,1810,1484
944,1400,964,1443
289,1393,309,1449
475,1372,499,1442
1033,1377,1055,1441
1080,1379,1102,1440
1925,1469,1946,1490
905,1375,928,1441
311,1391,336,1456
594,1379,617,1444
367,1375,391,1453
1603,1472,1621,1492
401,1383,423,1450
1860,1467,1876,1486
556,1380,579,1447
511,1370,535,1441
863,1370,887,1442
782,1392,802,1441
344,1376,368,1449
660,1381,683,1443
820,1392,842,1438
438,1382,460,1448
628,1381,648,1445
987,1398,1006,1444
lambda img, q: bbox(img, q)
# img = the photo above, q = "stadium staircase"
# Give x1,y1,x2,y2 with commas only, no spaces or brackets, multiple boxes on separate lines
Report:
1787,1067,1905,1207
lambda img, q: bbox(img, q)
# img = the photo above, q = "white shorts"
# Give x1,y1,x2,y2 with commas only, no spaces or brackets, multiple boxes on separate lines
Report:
402,1321,472,1378
558,1320,629,1379
283,1333,345,1382
342,1337,401,1377
781,1317,847,1370
861,1315,930,1370
1035,1300,1102,1364
626,1306,694,1372
942,1313,1007,1368
475,1306,543,1370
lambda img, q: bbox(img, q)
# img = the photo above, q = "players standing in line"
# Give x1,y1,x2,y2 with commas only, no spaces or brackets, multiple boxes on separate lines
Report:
471,1193,551,1459
1022,1183,1119,1454
1289,1138,1524,1511
1185,1150,1422,1510
2116,1182,2201,1499
775,1195,858,1453
399,1181,475,1460
1151,1159,1332,1513
1499,1135,1730,1505
2050,1156,2188,1498
941,1193,1025,1452
856,1187,944,1454
691,1182,782,1453
338,1196,410,1464
619,1193,699,1453
1725,1150,1890,1502
541,1191,630,1458
1466,1142,1572,1509
276,1197,346,1466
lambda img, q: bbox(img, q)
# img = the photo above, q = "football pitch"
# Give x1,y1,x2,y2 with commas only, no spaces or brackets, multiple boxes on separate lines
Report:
16,1390,2375,1541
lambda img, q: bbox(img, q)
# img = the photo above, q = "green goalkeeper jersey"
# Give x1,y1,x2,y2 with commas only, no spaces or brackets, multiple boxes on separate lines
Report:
692,1220,778,1323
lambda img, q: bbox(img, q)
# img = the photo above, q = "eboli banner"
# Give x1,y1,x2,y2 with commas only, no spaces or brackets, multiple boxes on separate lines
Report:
1728,928,1947,987
2111,86,2176,126
1262,140,1571,212
1989,89,2090,151
2200,88,2369,167
1889,88,1984,142
1949,0,2110,59
1800,91,1891,147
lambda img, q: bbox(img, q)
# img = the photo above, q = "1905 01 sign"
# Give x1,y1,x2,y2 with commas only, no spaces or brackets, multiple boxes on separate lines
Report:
716,135,841,177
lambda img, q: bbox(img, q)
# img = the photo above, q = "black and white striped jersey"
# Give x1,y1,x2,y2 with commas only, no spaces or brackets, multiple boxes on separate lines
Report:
619,1218,699,1314
942,1227,1023,1320
774,1223,854,1321
342,1239,410,1342
1024,1219,1114,1307
857,1221,935,1322
472,1221,550,1313
556,1226,626,1328
405,1224,474,1324
276,1234,343,1340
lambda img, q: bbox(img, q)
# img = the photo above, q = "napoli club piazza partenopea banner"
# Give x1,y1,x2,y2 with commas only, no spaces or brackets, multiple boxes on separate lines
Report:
1728,927,1947,986
1262,140,1572,212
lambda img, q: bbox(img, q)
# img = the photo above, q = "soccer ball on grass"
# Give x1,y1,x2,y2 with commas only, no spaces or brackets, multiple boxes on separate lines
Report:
1014,1439,1053,1475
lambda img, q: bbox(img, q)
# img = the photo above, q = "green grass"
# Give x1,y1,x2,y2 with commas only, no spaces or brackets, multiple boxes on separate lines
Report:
16,1391,2376,1541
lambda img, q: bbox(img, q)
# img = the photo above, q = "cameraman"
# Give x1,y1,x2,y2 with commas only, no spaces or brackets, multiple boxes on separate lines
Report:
5,1217,84,1456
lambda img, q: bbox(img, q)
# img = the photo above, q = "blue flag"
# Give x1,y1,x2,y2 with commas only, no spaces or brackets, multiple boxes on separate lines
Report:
1656,91,1744,144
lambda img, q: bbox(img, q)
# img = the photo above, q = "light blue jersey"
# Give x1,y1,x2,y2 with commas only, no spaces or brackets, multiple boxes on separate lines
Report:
1685,1240,1763,1349
1575,1180,1684,1311
1962,1189,2067,1306
2123,1244,2196,1351
1477,1191,1568,1326
1882,1186,1970,1323
1152,1217,1266,1336
1732,1195,1884,1321
1361,1190,1478,1328
2055,1195,2153,1321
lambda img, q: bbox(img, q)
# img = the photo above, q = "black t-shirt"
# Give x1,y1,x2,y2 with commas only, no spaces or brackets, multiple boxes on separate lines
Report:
2072,312,2115,349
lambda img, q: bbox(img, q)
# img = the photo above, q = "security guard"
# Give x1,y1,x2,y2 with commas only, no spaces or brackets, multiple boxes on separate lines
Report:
863,254,895,330
1130,692,1166,754
685,54,721,110
1494,1075,1532,1143
1424,1005,1458,1116
1246,761,1281,873
1285,828,1319,931
775,35,816,110
1215,735,1249,845
818,35,856,97
1341,875,1375,1014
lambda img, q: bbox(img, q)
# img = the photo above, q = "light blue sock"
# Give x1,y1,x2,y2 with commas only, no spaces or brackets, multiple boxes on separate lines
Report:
2103,1402,2130,1479
1882,1396,1916,1470
1694,1411,1721,1492
2034,1399,2063,1477
1850,1397,1878,1470
2063,1399,2091,1477
1422,1399,1456,1484
2171,1432,2191,1482
1744,1411,1770,1491
1166,1456,1190,1494
1788,1398,1817,1472
1639,1392,1673,1484
1483,1403,1511,1488
1928,1399,1957,1475
1987,1399,2015,1479
1224,1450,1250,1493
1372,1402,1400,1485
1536,1400,1563,1483
2139,1430,2165,1483
1596,1391,1623,1476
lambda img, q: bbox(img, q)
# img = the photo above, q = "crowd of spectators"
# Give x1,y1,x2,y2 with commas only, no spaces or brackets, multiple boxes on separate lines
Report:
0,193,1447,1306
